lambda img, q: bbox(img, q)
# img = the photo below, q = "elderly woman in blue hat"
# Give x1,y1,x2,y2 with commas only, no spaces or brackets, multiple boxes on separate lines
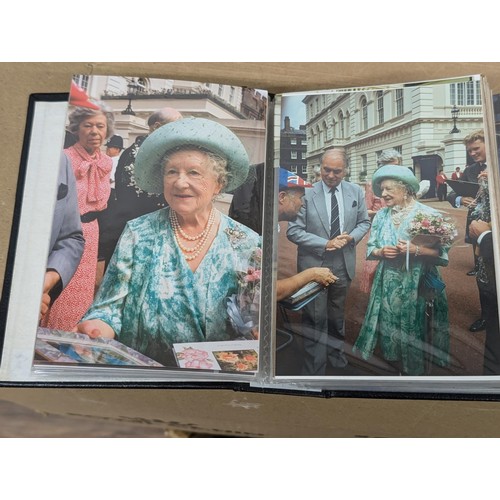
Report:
75,117,260,366
353,165,451,375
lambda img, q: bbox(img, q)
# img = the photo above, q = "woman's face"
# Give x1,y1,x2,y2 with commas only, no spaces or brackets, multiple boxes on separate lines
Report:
162,150,222,217
77,113,108,153
380,179,407,207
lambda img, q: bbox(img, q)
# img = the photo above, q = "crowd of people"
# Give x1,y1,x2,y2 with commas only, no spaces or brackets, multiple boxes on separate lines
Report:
39,84,499,377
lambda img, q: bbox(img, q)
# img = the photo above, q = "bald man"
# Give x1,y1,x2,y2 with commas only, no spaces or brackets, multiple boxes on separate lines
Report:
287,149,370,375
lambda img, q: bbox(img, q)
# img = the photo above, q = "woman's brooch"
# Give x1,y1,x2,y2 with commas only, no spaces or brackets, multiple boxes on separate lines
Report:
224,227,247,247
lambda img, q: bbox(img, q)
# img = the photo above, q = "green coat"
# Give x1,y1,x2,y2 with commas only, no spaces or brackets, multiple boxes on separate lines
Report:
353,202,450,375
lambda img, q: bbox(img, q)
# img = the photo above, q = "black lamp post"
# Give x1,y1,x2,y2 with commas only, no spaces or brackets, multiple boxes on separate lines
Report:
450,105,460,134
121,79,140,116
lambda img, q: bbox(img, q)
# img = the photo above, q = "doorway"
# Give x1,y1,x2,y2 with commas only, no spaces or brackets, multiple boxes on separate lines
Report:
413,154,442,199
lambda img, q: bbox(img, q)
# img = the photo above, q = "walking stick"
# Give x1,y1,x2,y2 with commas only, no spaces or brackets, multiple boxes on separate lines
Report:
425,299,434,375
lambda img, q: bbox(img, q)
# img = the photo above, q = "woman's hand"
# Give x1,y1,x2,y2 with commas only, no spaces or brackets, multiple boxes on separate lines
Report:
376,245,400,259
396,240,418,255
73,319,115,339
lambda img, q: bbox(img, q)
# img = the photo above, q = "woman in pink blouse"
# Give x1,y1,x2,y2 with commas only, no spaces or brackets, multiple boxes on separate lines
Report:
42,103,114,331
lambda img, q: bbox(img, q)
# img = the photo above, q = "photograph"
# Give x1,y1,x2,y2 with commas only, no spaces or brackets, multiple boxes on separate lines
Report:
274,76,500,380
3,75,268,375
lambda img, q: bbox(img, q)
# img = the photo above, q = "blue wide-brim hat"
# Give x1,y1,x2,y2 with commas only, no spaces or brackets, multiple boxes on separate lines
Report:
134,117,250,194
372,164,420,197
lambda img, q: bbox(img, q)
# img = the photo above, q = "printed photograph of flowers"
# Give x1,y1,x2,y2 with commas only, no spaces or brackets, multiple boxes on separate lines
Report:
213,350,258,372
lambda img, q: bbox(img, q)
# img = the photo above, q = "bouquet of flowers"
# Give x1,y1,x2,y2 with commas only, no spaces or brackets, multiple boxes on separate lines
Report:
226,248,262,340
408,211,457,248
408,211,456,302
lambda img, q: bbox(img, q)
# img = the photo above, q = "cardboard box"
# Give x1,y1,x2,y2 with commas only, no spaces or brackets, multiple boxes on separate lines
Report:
2,62,500,437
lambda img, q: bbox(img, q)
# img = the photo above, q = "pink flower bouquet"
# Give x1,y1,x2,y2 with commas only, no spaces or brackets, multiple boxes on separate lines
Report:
408,211,457,248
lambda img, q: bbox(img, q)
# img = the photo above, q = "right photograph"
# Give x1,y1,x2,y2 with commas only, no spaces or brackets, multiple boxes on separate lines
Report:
274,76,500,379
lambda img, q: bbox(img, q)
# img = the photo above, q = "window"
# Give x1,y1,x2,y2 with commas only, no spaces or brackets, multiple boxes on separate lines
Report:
360,154,368,180
360,97,368,131
339,111,345,138
229,86,235,103
218,84,224,97
291,151,298,160
395,89,404,116
290,165,297,173
73,75,89,90
301,165,308,175
346,112,350,138
136,78,147,92
476,80,482,105
290,138,297,145
450,81,482,106
377,91,384,124
361,154,367,171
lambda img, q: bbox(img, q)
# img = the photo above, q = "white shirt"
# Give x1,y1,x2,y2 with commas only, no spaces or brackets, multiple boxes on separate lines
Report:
322,180,345,233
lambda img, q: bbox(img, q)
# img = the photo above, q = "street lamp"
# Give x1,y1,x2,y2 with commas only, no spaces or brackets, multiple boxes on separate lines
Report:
450,105,460,134
121,78,140,115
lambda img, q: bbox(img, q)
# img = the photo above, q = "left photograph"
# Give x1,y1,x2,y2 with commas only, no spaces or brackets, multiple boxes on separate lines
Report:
30,75,268,375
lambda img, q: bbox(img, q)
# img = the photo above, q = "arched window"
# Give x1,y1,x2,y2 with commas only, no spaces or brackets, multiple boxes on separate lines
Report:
345,111,351,138
316,125,322,148
339,111,345,138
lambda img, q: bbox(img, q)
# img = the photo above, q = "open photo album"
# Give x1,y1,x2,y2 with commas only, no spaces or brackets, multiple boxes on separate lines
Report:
1,73,500,397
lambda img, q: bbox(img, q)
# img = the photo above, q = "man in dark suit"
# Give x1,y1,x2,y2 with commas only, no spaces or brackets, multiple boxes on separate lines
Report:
287,149,370,375
447,129,488,332
469,219,500,375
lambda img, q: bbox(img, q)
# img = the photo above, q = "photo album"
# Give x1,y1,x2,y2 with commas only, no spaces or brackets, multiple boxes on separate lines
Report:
1,73,500,397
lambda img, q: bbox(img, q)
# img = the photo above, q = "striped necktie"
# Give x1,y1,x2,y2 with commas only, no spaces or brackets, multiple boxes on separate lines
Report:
330,187,340,238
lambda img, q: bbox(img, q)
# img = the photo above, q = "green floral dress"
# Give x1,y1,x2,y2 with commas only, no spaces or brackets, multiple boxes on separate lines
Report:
353,202,450,375
82,208,260,366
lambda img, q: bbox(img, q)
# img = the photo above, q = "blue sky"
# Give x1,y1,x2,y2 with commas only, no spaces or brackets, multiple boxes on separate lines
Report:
281,94,307,129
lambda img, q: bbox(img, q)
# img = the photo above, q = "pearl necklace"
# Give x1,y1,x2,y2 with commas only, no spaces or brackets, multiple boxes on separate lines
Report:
390,201,415,226
170,208,216,261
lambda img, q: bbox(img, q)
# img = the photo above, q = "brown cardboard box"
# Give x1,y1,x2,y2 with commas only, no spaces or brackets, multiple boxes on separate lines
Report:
2,62,500,437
